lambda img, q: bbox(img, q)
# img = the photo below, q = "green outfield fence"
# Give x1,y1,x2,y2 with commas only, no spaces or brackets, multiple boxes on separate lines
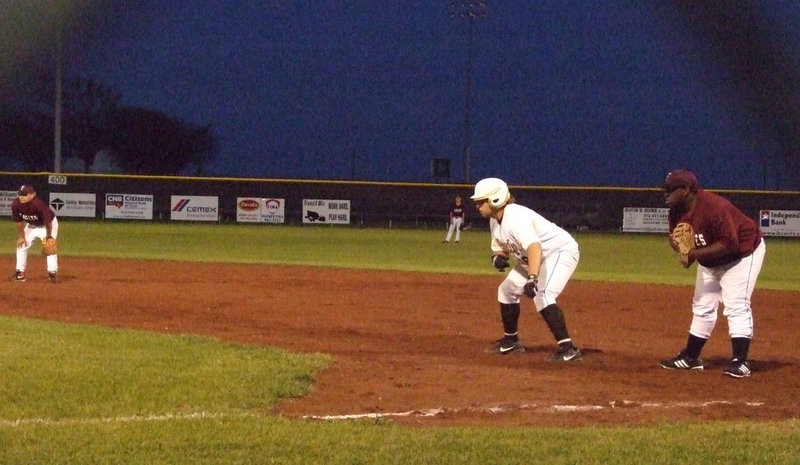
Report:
2,172,798,230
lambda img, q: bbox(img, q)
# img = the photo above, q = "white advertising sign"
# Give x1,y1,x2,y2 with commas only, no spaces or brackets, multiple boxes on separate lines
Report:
302,199,350,224
236,198,262,223
105,194,154,220
49,193,96,218
261,198,285,224
170,195,219,221
236,197,285,224
0,191,17,215
759,210,800,237
622,207,669,233
48,174,68,185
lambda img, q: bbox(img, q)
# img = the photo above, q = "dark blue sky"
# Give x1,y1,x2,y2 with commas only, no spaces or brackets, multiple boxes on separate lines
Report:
62,1,800,189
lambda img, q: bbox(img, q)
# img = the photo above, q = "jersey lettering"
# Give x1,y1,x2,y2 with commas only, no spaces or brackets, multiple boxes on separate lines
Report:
496,240,528,263
695,234,707,247
496,239,516,255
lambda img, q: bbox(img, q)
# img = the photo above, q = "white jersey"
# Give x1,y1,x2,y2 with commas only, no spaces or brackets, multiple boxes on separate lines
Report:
489,203,577,269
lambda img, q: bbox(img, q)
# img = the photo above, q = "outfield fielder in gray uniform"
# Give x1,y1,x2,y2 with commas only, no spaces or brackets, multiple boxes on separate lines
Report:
471,178,582,362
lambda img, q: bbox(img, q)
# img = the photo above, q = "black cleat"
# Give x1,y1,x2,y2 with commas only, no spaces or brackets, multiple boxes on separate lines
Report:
722,359,751,378
660,351,703,370
547,345,583,362
487,337,525,355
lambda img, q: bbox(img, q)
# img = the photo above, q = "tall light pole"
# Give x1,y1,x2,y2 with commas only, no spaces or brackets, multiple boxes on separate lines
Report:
452,2,487,183
53,16,64,173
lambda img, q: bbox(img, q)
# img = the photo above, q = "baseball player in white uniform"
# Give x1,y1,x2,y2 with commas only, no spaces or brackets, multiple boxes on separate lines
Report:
471,178,582,361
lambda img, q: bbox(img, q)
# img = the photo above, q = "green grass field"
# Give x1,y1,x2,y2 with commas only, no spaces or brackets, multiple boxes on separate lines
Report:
41,222,800,290
1,222,798,464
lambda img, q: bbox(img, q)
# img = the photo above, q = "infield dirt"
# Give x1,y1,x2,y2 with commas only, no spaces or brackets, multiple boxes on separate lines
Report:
3,256,798,427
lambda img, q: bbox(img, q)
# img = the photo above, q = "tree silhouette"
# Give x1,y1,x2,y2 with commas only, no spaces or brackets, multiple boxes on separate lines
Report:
0,106,52,171
0,73,120,172
1,73,216,174
108,106,217,175
61,77,120,172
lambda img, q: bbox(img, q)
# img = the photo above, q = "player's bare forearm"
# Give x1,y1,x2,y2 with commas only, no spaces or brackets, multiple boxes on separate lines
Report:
526,243,543,275
688,242,730,263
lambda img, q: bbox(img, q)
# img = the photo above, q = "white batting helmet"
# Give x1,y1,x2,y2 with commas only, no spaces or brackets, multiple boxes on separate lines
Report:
470,177,510,208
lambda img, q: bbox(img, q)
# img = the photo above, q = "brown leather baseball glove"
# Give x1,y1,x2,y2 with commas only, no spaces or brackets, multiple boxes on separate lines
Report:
41,237,58,256
670,222,694,256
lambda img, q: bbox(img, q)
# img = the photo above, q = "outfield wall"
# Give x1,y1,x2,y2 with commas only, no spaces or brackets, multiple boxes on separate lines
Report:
1,172,798,231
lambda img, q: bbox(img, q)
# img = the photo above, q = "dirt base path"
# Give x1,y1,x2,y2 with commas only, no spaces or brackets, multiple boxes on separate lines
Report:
3,257,798,427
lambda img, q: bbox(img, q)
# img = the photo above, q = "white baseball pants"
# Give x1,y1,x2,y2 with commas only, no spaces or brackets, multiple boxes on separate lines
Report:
444,217,464,242
689,238,765,339
497,246,580,311
16,218,59,274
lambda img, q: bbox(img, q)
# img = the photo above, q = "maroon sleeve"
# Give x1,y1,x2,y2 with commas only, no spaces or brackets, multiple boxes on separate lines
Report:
694,191,761,265
667,210,679,232
37,200,55,225
707,205,738,252
11,200,23,222
690,193,727,248
15,198,55,227
706,193,761,256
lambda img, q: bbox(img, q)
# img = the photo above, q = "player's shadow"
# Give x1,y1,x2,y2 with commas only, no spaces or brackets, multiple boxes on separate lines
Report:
704,356,791,373
522,344,604,357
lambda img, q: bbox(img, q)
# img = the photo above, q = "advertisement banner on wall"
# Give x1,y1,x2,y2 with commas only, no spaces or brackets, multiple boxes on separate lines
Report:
170,195,219,221
49,193,97,218
302,199,350,224
236,197,285,224
0,191,17,215
759,210,800,237
105,194,154,220
622,207,669,233
261,198,285,223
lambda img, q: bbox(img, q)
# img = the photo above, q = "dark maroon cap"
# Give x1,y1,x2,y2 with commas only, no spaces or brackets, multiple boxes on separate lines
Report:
17,184,35,195
662,169,699,193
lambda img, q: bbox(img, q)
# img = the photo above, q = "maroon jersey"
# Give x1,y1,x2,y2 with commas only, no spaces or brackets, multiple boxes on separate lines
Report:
449,203,465,219
668,189,761,267
11,197,56,227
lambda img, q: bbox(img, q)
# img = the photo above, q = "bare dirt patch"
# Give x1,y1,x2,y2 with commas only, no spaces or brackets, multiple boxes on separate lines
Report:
3,256,798,427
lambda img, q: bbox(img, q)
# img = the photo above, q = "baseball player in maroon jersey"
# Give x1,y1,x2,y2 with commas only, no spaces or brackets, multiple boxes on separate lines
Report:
471,178,582,362
442,195,466,243
10,184,59,283
658,169,765,378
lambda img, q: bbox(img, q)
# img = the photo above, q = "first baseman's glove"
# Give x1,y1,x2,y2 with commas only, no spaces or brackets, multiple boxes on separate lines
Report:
670,222,695,255
492,254,510,272
41,237,58,256
523,274,538,298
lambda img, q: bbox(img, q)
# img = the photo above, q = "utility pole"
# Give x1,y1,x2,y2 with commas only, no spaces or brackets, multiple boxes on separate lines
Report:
452,2,487,183
53,17,63,173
